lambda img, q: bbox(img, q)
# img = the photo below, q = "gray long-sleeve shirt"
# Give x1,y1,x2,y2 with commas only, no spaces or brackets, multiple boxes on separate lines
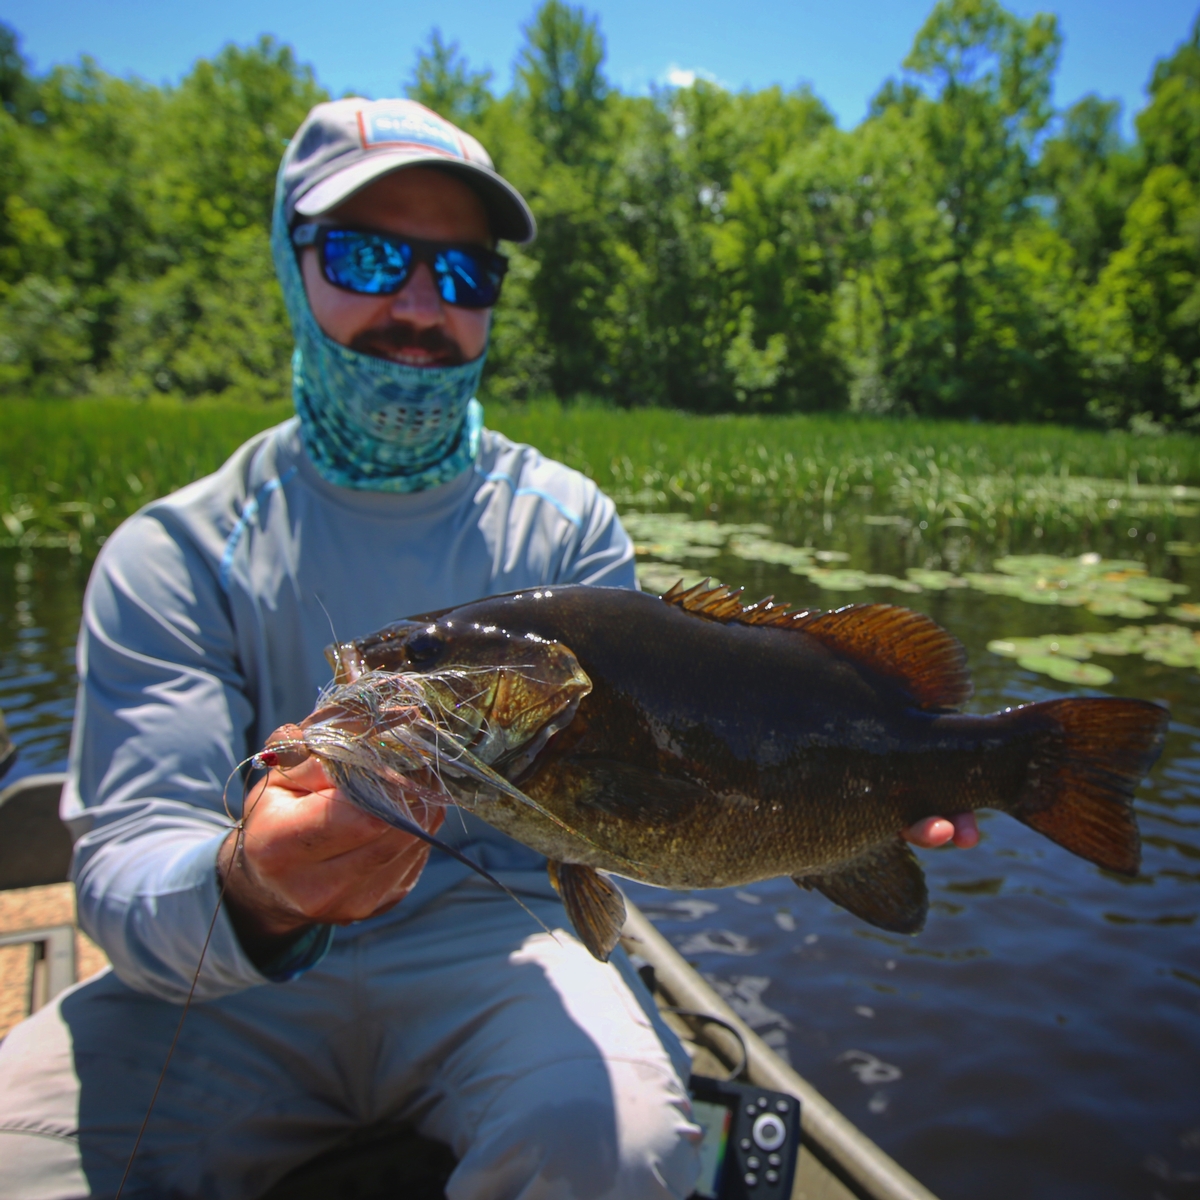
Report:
64,418,636,1003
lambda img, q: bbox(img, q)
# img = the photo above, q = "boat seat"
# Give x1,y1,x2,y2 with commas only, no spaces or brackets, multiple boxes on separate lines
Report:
0,773,72,891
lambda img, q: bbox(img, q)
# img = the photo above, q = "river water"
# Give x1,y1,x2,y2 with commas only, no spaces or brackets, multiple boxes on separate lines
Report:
2,510,1198,1200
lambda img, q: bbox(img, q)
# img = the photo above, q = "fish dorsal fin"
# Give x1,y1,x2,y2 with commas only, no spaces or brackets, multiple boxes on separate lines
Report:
793,604,971,711
661,579,816,627
661,583,969,710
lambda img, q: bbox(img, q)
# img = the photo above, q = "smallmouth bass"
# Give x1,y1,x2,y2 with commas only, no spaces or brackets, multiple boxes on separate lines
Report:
327,581,1168,960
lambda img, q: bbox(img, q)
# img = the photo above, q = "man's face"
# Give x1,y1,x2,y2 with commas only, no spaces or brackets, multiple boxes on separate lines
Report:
300,167,493,367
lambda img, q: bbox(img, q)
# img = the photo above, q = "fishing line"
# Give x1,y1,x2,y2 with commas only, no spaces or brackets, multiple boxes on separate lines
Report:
116,757,262,1199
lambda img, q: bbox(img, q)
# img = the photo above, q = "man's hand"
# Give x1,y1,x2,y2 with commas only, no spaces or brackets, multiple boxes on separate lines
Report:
902,813,980,849
218,723,443,966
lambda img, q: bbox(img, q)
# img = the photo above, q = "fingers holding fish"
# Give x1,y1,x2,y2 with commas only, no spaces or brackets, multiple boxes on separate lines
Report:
902,813,980,850
219,724,446,961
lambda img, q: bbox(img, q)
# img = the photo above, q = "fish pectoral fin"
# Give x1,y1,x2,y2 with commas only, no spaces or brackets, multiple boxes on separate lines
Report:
548,861,627,962
567,758,711,827
794,839,928,934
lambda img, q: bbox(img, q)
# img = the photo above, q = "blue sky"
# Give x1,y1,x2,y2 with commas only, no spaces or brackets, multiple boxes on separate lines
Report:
5,0,1197,132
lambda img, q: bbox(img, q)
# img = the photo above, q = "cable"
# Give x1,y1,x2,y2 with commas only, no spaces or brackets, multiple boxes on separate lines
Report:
660,1006,750,1083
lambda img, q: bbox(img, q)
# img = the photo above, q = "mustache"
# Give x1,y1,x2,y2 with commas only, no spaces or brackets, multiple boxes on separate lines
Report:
348,323,466,365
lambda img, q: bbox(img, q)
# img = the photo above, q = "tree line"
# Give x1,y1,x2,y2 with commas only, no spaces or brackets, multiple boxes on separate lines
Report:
1,0,1197,428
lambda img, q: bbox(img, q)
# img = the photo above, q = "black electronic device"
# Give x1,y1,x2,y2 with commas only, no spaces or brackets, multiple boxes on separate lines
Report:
686,1075,801,1199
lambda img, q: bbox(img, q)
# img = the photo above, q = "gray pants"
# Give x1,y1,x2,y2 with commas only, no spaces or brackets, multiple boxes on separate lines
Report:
0,884,701,1199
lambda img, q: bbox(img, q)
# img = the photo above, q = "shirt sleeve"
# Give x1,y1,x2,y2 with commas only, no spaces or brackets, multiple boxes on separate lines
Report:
63,510,326,1003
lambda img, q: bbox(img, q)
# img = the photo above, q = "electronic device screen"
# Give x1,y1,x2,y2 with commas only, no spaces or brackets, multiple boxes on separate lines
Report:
690,1098,733,1199
687,1076,800,1200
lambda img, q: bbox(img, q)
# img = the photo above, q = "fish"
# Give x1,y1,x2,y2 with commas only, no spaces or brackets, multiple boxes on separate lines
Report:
326,581,1169,961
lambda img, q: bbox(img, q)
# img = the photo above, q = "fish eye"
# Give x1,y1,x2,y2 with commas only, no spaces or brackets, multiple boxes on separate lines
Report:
405,627,445,667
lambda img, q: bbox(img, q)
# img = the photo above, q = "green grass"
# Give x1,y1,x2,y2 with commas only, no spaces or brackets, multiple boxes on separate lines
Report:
3,397,1200,553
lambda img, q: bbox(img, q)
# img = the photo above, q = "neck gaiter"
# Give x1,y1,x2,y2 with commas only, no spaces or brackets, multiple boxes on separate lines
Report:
270,171,484,493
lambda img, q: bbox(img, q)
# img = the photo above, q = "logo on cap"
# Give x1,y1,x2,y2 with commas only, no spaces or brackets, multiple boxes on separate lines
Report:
357,102,467,160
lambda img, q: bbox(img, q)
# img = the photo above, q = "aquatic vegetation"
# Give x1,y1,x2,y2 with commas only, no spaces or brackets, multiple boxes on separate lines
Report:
965,553,1187,617
627,512,1193,619
635,561,713,594
905,568,971,591
5,400,1200,553
796,568,923,595
989,625,1200,682
1168,541,1200,556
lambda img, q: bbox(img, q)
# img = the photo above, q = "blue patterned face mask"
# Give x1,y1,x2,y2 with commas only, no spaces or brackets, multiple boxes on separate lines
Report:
270,172,484,493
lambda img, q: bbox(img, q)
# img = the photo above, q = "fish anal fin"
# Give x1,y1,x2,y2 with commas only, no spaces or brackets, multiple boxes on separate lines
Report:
548,862,627,961
793,604,971,711
794,839,928,934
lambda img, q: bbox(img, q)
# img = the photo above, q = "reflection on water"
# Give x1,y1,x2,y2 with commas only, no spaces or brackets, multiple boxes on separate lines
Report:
3,513,1200,1199
0,550,88,783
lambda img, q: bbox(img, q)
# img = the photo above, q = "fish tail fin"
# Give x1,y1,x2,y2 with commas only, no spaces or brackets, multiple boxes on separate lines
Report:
1008,697,1168,875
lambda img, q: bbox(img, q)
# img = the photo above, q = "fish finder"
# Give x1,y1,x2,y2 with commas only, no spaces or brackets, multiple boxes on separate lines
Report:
687,1075,800,1199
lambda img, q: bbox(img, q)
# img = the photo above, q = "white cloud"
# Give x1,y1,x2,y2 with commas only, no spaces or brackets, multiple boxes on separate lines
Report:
662,63,723,90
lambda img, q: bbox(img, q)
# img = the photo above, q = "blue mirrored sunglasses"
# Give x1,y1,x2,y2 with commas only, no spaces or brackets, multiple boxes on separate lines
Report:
292,224,507,309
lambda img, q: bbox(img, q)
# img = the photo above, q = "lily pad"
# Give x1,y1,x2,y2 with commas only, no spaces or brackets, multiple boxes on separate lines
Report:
988,637,1057,659
988,635,1093,661
636,561,713,595
862,573,924,594
1086,596,1157,619
805,568,870,591
1168,603,1200,623
1167,541,1200,556
1078,632,1142,656
965,552,1188,616
727,537,816,568
1015,655,1114,686
991,623,1200,677
906,568,969,590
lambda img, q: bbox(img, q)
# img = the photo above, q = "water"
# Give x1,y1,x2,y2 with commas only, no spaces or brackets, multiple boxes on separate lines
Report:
2,520,1199,1200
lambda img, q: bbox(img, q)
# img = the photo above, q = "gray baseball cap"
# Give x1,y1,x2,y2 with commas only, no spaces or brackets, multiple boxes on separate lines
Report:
281,97,536,244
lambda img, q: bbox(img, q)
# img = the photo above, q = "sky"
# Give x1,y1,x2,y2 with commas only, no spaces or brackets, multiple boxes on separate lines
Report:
4,0,1197,133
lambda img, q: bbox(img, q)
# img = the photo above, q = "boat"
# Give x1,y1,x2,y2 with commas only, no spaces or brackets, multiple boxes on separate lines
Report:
0,770,940,1200
0,708,14,782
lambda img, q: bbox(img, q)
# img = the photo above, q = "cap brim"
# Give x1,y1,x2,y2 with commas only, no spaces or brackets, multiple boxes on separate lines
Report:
292,150,536,244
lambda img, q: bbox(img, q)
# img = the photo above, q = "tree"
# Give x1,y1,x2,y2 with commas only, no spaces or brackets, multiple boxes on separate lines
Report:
1038,95,1140,282
515,0,607,168
1081,166,1200,429
0,22,39,121
405,30,494,129
1137,13,1200,182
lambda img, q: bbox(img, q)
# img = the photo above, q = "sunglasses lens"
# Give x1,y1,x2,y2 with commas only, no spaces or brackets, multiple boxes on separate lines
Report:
322,230,411,295
434,248,505,308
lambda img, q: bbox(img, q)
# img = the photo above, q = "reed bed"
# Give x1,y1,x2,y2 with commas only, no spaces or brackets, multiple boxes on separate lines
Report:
2,397,1199,553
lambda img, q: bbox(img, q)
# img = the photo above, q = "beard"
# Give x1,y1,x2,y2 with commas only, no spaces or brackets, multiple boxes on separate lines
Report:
348,322,467,366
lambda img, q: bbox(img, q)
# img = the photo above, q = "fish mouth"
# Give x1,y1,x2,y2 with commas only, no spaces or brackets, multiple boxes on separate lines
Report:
324,626,591,770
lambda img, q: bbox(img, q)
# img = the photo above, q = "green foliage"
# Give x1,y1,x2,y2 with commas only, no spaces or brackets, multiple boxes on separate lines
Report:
405,29,494,127
4,398,1199,554
0,3,1198,428
1138,14,1200,180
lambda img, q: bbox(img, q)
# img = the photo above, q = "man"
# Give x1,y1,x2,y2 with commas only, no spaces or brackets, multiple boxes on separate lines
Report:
0,98,976,1200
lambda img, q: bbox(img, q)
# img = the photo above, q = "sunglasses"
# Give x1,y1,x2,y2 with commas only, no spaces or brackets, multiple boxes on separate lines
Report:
292,223,508,309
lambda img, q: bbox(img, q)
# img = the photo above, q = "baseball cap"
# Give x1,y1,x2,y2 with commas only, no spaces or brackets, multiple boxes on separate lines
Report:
281,97,536,244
